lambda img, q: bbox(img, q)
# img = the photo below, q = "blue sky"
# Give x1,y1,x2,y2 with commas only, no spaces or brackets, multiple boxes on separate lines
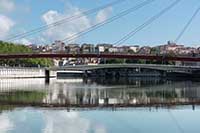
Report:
0,0,200,47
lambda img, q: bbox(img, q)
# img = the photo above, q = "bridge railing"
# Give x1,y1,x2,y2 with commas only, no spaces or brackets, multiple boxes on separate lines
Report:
0,53,200,62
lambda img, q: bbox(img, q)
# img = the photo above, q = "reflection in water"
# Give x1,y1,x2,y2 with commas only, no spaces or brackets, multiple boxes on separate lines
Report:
0,78,200,133
86,77,165,86
0,107,200,133
0,78,200,108
0,78,46,91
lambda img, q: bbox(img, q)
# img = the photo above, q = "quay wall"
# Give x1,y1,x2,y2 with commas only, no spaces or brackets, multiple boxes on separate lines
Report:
0,67,56,78
56,67,200,78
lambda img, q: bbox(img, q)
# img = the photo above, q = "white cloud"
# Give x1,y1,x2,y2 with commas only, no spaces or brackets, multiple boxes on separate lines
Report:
43,111,90,133
94,124,107,133
96,7,112,23
0,109,108,133
0,0,15,13
41,6,91,43
0,114,13,133
14,38,32,45
0,14,15,39
41,3,113,44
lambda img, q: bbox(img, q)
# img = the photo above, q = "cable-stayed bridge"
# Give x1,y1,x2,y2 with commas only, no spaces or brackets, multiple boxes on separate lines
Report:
1,0,200,80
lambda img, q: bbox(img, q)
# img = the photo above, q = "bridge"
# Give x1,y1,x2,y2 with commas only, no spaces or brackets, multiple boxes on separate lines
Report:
51,64,200,78
52,64,200,71
0,0,200,82
1,52,200,79
0,53,200,62
2,0,200,66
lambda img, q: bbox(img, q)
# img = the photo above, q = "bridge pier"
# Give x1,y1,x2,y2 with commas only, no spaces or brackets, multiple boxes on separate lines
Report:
136,67,141,73
161,71,167,77
83,70,89,78
45,69,50,84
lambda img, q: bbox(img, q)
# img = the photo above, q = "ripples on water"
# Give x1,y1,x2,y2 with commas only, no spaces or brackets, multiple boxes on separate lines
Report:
0,78,200,133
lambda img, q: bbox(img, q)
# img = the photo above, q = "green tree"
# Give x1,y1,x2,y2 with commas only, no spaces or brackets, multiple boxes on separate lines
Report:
106,59,125,64
0,41,53,67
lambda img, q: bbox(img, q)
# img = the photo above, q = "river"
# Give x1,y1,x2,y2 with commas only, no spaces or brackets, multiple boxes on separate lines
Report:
0,77,200,133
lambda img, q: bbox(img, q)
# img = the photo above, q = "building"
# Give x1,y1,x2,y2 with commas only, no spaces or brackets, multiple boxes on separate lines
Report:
52,40,65,53
138,46,151,54
81,43,95,54
65,44,81,54
129,45,140,53
176,47,197,55
108,47,118,53
118,46,131,54
28,44,42,52
96,44,113,53
96,45,105,53
198,47,200,54
159,41,184,54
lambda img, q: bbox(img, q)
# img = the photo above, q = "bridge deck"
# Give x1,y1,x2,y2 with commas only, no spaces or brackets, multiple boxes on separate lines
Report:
51,64,200,72
0,53,200,62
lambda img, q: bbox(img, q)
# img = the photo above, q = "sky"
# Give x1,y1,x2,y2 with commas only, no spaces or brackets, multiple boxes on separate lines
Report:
0,0,200,47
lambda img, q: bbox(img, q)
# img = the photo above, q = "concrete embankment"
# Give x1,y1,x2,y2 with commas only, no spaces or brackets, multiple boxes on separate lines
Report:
0,67,56,78
56,70,163,78
56,69,200,79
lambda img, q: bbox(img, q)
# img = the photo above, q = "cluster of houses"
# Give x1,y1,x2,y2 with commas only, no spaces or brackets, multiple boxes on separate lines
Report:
28,40,200,66
29,40,200,55
29,41,140,54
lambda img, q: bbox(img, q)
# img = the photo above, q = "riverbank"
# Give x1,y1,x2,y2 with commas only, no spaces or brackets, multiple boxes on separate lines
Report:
0,67,56,78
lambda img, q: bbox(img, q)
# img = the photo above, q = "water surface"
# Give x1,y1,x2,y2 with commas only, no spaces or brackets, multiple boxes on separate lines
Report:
0,78,200,133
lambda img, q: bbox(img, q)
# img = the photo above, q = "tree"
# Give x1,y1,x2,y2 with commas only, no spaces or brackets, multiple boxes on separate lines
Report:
0,41,53,67
106,59,125,64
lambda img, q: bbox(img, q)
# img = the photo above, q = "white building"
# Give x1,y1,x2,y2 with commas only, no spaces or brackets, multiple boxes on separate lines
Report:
97,46,105,53
108,47,118,53
129,45,140,53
